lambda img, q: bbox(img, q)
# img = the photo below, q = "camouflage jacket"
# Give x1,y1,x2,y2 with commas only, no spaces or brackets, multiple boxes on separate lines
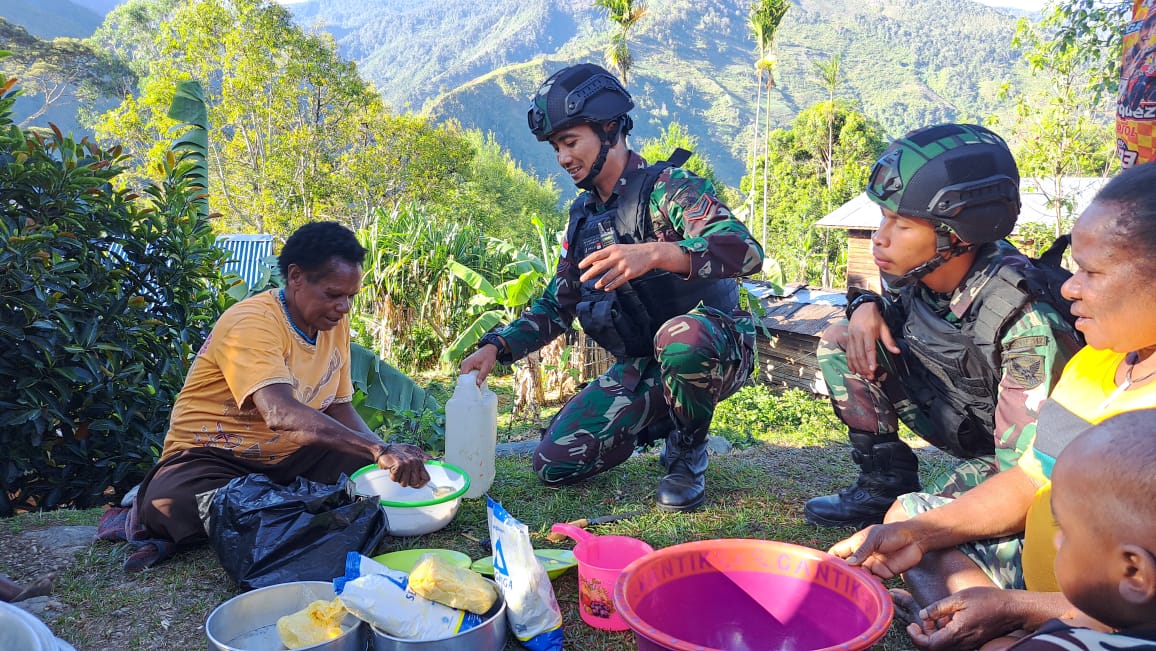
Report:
880,241,1083,470
495,151,763,374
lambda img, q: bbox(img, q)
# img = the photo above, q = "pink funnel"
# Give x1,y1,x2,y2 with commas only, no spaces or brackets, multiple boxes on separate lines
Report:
550,522,654,631
613,539,893,651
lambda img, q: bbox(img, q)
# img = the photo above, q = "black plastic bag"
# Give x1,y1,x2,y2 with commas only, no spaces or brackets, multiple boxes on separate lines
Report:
205,473,388,590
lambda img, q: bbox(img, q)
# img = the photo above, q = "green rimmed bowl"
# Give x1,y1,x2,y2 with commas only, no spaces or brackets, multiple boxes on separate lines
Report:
351,460,470,536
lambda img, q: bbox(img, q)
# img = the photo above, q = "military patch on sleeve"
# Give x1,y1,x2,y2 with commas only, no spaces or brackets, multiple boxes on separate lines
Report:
672,182,701,211
1007,353,1046,389
1006,335,1048,352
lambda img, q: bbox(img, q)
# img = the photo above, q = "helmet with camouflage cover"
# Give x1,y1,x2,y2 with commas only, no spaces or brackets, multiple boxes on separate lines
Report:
867,123,1020,243
866,123,1021,287
527,63,634,190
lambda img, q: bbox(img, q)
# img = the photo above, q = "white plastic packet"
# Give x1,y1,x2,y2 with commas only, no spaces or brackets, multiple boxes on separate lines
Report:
487,497,564,651
333,552,484,640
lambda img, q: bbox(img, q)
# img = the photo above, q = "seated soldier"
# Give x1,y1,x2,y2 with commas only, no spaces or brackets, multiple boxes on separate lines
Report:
829,160,1156,651
805,123,1082,528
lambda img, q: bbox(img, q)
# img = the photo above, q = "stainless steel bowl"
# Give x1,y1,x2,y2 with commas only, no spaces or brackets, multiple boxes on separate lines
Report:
205,581,368,651
370,581,508,651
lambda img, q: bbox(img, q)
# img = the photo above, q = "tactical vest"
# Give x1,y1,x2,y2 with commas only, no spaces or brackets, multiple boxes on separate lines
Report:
565,150,738,359
899,243,1062,458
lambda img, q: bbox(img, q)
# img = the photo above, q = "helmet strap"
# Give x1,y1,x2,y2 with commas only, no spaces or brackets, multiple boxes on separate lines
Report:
574,120,623,192
886,228,975,289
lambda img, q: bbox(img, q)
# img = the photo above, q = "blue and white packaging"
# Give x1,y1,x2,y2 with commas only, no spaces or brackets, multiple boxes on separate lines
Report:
487,497,564,651
334,551,484,640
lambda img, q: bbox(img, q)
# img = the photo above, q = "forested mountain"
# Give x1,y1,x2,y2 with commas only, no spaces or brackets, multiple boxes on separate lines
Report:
0,0,103,38
286,0,1037,186
1,0,1039,188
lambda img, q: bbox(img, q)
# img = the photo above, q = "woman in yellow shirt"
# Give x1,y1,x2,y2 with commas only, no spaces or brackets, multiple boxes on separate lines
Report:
126,222,429,571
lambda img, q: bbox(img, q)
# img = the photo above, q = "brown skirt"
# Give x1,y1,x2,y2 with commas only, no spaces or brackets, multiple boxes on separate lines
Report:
133,445,371,546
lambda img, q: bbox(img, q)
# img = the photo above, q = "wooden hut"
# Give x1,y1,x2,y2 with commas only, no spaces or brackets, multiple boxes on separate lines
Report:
744,281,844,396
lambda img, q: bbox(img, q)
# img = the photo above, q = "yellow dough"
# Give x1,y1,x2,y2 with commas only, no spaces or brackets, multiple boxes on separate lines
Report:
408,553,498,614
276,597,346,649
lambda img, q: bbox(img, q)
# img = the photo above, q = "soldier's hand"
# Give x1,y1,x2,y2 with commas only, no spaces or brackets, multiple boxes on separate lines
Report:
375,443,432,488
828,523,925,580
579,243,655,290
460,343,500,385
845,301,900,380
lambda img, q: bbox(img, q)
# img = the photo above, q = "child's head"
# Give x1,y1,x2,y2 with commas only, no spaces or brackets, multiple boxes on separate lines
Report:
865,123,1020,288
1051,409,1156,629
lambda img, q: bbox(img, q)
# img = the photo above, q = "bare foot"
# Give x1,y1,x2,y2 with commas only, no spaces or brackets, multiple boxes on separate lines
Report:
889,587,922,627
12,573,56,602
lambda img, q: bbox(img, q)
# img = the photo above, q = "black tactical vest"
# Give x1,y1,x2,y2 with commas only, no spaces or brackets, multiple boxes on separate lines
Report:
898,243,1061,458
565,151,737,359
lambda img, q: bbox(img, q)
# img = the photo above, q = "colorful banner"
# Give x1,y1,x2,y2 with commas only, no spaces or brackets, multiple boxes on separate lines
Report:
1118,0,1156,167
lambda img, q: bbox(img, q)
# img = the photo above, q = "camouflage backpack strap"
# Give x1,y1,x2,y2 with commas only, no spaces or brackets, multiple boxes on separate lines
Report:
615,148,692,242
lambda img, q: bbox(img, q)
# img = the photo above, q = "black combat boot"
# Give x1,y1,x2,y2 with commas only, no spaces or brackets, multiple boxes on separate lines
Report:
803,431,920,528
655,428,709,512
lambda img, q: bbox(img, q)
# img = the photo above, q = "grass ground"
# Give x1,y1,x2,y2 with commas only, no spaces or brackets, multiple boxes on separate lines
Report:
0,380,946,650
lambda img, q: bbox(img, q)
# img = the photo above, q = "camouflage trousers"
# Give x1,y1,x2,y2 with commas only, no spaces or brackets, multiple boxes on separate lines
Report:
898,492,1026,590
817,320,1000,497
533,305,755,485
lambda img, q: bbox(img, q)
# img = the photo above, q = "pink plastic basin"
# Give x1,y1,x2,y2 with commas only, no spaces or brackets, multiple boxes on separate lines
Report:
613,539,893,651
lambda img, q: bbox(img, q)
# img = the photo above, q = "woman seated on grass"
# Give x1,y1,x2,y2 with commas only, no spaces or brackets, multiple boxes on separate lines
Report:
828,160,1156,650
102,222,430,572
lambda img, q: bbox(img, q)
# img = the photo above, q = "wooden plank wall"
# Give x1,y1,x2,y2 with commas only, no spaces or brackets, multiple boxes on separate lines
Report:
846,229,882,293
755,330,828,395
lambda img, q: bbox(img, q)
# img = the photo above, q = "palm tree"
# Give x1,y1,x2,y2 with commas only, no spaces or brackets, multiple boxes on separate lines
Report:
594,0,647,87
813,53,843,288
749,0,789,251
813,53,842,191
746,6,767,222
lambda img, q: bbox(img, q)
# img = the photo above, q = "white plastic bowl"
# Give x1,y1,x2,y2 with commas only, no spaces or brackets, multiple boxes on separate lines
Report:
0,602,76,651
351,461,470,536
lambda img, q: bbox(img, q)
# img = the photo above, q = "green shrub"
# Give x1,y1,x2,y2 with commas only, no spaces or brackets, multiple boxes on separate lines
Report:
0,69,226,515
711,385,842,447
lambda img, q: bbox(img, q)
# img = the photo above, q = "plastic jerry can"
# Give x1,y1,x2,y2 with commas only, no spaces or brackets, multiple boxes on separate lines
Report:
444,371,498,499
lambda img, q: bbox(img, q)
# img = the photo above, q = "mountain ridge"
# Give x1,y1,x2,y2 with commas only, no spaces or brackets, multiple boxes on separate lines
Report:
287,0,1035,187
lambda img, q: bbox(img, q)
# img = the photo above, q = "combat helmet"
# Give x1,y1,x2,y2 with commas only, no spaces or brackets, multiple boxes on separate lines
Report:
866,123,1021,287
527,63,634,190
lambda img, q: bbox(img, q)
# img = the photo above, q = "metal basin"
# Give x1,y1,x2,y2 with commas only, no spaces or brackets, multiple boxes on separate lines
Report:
370,580,508,651
205,581,367,651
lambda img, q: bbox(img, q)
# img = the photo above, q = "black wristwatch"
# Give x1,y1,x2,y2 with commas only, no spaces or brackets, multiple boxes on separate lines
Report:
478,332,508,355
845,291,884,321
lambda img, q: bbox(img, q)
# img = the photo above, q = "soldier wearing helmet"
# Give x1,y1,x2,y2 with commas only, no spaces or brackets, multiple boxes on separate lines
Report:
804,123,1083,529
460,63,764,512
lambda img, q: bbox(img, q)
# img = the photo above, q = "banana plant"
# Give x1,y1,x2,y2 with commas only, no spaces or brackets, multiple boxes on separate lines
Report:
350,341,444,451
439,217,556,365
165,80,208,220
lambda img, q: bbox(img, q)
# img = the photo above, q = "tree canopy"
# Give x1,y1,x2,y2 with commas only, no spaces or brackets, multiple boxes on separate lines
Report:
89,0,562,242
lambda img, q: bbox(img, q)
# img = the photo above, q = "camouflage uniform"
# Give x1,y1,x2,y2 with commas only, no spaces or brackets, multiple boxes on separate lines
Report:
818,243,1082,496
492,151,763,484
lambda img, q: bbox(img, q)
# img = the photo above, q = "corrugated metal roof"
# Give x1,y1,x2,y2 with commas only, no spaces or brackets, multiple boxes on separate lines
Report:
743,280,845,337
215,234,274,288
815,176,1109,231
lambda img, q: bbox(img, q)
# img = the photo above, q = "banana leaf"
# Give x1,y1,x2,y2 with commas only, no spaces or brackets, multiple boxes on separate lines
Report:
350,342,439,416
